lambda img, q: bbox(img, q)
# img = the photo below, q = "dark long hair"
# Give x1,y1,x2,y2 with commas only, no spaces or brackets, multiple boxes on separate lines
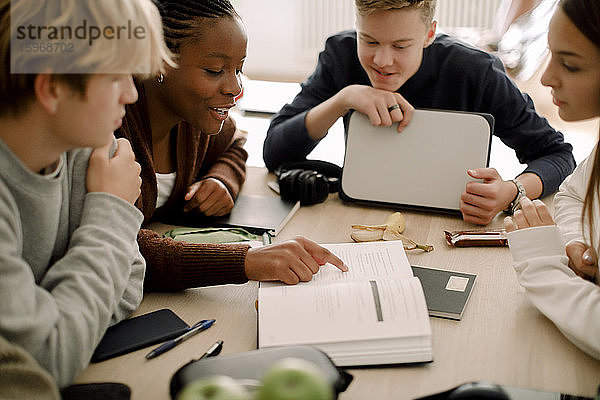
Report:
153,0,239,53
559,0,600,249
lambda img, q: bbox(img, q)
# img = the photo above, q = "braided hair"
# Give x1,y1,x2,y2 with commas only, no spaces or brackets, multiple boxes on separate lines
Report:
153,0,239,52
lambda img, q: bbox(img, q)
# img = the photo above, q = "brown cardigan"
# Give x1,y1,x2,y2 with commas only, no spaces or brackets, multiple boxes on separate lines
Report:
116,82,250,292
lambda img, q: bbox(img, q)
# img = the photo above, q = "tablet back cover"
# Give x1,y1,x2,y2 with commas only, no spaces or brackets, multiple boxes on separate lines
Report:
341,109,493,212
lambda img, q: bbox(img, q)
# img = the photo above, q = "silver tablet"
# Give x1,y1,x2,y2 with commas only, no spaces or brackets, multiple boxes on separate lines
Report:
341,109,493,213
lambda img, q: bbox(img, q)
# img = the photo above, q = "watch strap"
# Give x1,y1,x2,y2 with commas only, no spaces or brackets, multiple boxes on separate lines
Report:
504,179,526,215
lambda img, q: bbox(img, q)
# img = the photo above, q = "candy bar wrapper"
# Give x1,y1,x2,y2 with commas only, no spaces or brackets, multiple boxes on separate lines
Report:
445,230,508,247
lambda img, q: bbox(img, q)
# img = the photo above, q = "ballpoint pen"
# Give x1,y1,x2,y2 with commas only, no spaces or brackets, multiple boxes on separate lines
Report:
176,339,224,370
198,340,224,360
145,319,215,360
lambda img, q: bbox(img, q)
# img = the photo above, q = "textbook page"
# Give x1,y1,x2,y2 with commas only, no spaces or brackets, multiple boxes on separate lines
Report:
258,276,430,347
260,241,414,289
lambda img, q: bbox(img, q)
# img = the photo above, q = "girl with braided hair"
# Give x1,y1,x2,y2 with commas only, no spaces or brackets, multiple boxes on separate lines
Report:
504,0,600,359
117,0,347,291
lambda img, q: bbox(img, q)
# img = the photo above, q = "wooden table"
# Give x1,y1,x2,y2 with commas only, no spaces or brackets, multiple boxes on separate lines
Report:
74,166,600,400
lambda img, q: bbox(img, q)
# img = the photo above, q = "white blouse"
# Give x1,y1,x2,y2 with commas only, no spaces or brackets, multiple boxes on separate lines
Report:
155,172,176,209
506,151,600,360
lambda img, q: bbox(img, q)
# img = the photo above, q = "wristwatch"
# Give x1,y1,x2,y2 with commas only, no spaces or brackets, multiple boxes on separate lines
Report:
504,179,527,215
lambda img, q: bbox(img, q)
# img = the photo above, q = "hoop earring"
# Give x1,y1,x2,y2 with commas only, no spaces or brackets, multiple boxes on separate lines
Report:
157,73,164,83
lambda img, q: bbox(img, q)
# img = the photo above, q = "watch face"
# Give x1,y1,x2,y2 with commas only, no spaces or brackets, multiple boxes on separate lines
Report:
505,179,526,215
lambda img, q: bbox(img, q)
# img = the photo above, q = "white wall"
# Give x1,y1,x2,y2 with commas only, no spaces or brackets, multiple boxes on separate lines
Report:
235,0,503,83
236,0,323,82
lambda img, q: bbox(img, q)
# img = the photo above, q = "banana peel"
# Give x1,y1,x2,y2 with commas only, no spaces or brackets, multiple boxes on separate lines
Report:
349,226,385,242
351,212,433,252
382,212,406,240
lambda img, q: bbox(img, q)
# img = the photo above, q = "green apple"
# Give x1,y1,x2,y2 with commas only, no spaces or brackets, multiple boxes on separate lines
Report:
177,375,251,400
256,357,334,400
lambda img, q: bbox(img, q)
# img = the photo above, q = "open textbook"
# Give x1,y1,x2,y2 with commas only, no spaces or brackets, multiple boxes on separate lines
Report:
258,241,433,367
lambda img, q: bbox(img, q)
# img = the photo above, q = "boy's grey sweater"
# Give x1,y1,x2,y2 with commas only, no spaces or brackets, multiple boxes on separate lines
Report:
0,137,145,387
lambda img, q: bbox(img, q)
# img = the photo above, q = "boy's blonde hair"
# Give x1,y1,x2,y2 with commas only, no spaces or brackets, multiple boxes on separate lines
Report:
0,0,174,116
355,0,436,23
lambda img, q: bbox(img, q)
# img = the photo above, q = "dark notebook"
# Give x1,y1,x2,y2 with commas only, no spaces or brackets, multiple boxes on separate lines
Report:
179,194,300,236
411,265,476,320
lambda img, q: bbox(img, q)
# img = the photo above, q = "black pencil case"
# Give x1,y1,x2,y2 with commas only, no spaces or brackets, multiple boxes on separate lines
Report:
169,345,353,399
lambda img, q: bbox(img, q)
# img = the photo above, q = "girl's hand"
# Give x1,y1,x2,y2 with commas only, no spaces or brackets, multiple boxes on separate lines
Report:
504,197,555,232
566,241,598,282
245,236,348,285
184,178,234,216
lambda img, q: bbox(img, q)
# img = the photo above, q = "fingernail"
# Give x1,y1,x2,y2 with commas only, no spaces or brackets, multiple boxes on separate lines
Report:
583,252,593,264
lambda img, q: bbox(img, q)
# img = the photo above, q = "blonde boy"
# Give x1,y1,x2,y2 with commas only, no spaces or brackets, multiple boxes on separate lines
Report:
0,0,171,386
264,0,575,225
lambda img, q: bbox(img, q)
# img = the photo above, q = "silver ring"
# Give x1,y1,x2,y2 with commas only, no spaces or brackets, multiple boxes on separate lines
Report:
387,104,400,112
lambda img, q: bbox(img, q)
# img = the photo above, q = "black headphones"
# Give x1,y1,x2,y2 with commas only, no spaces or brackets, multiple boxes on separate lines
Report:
274,160,342,205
